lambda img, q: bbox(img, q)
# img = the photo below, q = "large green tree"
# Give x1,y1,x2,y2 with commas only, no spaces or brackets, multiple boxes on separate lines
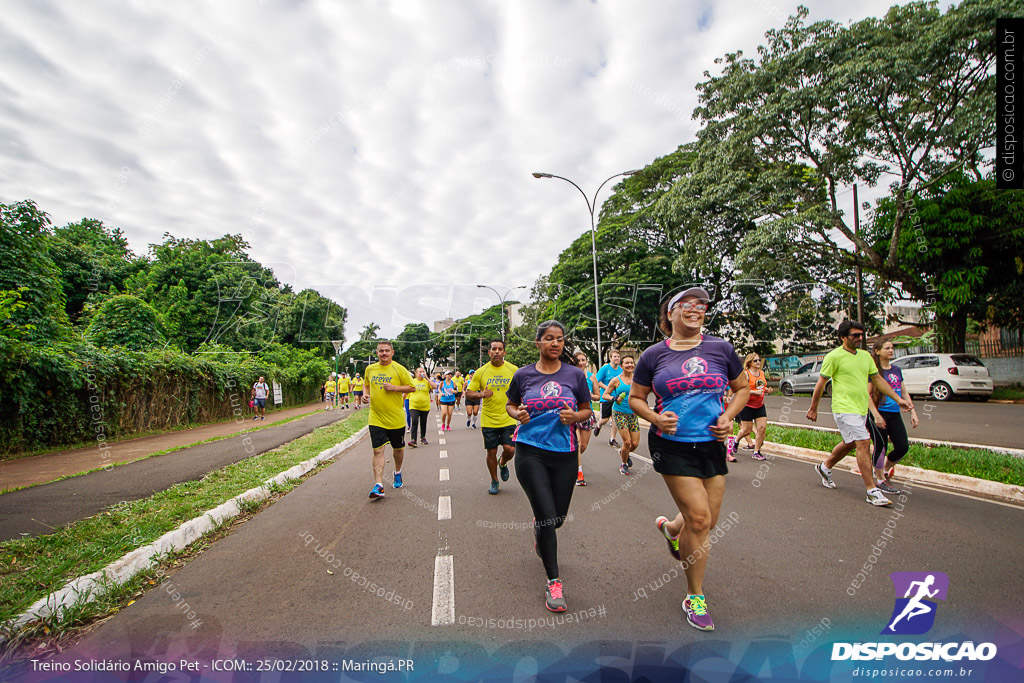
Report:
870,175,1024,351
84,294,168,351
681,0,1001,341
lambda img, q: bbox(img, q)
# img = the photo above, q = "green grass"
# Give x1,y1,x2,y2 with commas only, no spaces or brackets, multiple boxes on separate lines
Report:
992,384,1024,401
0,402,323,463
766,424,1024,487
0,408,329,495
0,410,367,635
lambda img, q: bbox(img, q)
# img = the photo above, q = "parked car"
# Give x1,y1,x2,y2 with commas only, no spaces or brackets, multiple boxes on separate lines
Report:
779,360,832,397
890,353,993,401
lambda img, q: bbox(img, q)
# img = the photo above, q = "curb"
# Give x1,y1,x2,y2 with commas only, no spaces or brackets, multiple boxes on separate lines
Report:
766,421,1024,459
762,441,1024,507
4,426,369,635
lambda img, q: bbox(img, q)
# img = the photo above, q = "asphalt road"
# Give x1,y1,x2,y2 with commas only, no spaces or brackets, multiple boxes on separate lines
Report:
763,395,1024,449
17,410,1023,681
0,410,348,541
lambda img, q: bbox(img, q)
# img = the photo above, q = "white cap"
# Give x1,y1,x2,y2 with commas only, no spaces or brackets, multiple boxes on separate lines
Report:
668,287,711,310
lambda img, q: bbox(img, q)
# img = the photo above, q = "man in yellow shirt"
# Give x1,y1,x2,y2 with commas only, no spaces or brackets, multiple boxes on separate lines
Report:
324,374,337,411
362,340,415,499
351,373,364,410
337,372,351,409
466,339,519,495
453,371,465,410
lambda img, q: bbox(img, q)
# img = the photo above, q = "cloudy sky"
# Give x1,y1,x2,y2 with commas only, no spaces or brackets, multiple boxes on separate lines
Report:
1,0,910,344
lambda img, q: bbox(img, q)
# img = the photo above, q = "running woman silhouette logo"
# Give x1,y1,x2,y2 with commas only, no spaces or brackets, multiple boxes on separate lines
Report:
681,357,708,377
540,381,562,398
882,571,949,635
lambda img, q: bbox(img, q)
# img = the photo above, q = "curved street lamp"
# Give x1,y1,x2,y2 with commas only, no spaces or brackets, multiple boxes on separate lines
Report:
475,284,527,342
531,170,639,363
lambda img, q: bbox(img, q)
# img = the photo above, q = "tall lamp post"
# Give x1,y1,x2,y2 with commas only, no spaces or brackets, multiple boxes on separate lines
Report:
532,170,639,364
475,284,527,341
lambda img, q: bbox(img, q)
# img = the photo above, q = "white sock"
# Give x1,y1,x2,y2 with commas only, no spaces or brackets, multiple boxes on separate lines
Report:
820,464,832,474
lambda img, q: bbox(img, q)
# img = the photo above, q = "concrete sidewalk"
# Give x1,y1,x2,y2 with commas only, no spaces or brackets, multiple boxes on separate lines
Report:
0,401,341,492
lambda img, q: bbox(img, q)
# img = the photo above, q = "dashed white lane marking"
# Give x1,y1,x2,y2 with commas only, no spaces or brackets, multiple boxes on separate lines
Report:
431,554,455,626
440,468,449,481
439,438,446,445
438,496,451,520
440,450,448,458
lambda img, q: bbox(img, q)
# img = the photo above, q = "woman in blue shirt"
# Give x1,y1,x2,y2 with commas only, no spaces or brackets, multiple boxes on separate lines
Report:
506,320,592,614
602,354,640,475
439,371,457,431
867,341,919,493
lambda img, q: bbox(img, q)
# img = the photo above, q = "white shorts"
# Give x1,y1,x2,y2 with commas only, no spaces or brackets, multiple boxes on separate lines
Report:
834,412,869,443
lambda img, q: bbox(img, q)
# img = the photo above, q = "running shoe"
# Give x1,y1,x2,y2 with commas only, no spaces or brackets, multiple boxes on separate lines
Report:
887,465,896,480
472,422,478,429
499,460,510,482
865,488,893,506
742,442,755,451
369,483,385,499
594,424,602,437
876,480,901,495
488,480,499,495
683,595,714,631
627,455,634,468
610,438,621,448
619,463,630,476
407,440,417,448
545,579,567,612
253,416,259,421
467,418,471,427
726,453,737,462
752,451,766,461
655,515,681,560
393,472,403,489
851,465,862,475
576,470,587,486
260,416,265,420
420,438,429,445
814,463,837,489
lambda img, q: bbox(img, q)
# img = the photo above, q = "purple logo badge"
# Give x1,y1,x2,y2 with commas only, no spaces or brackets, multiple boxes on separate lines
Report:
882,571,949,635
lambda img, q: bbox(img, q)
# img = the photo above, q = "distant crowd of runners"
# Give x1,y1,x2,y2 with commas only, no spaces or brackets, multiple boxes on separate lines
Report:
325,288,917,629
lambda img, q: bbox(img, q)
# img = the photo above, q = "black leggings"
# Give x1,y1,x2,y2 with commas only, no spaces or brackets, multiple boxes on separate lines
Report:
866,410,909,469
514,443,577,581
409,409,430,440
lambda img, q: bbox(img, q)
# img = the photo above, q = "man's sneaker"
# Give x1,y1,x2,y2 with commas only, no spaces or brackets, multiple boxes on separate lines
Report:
594,424,602,437
655,515,681,560
488,480,499,495
260,416,265,420
865,487,893,506
683,595,714,631
876,480,901,495
393,472,403,489
499,460,510,482
814,463,837,489
472,422,478,429
619,463,630,476
253,416,259,421
408,440,418,448
752,451,766,461
610,438,621,448
576,470,587,486
545,579,567,612
369,484,385,499
627,455,634,468
467,418,471,427
420,438,429,445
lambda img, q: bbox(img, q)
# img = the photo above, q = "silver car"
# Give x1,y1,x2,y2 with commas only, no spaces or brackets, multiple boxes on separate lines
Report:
778,360,832,397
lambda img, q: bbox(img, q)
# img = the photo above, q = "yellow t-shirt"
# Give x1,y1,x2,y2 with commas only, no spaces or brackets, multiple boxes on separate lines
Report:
337,377,350,392
365,361,414,429
468,361,518,428
409,378,433,411
324,379,337,393
454,376,465,392
352,378,363,392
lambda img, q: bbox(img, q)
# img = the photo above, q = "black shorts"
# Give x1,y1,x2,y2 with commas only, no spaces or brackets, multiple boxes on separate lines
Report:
483,425,516,450
601,400,613,419
455,392,463,399
465,396,481,406
648,431,728,479
739,405,767,421
369,426,406,450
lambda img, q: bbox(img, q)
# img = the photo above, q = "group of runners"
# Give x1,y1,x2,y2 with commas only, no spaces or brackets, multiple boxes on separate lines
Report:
322,372,364,410
354,288,919,628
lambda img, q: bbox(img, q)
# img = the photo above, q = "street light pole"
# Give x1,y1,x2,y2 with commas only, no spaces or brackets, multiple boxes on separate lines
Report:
476,284,527,342
532,170,639,364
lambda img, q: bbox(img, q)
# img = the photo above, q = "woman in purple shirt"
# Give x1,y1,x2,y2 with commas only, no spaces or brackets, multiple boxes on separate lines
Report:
630,288,748,632
506,320,592,614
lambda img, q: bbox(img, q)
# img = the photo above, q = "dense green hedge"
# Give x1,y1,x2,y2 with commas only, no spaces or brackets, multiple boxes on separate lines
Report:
0,338,329,457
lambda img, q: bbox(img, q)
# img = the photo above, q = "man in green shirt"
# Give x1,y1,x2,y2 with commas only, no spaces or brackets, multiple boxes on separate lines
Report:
362,340,414,499
466,339,519,495
807,321,911,506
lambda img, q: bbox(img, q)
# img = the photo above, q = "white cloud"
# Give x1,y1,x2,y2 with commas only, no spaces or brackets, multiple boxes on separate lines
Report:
0,0,913,345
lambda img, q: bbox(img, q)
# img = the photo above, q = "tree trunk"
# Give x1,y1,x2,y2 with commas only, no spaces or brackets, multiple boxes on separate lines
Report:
934,311,967,353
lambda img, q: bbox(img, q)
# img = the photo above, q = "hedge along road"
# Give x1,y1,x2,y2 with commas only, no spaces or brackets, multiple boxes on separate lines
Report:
0,410,349,541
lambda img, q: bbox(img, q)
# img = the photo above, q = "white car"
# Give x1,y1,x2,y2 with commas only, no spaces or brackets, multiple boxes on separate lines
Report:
890,353,994,401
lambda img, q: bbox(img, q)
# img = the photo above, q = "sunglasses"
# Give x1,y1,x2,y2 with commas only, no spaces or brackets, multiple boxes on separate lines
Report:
675,302,708,313
849,333,864,339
